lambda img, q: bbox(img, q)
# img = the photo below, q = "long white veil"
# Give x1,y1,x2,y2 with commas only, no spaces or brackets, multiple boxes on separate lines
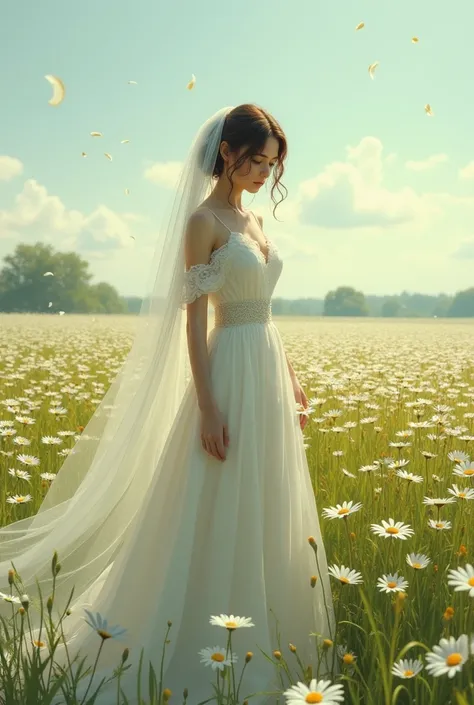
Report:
0,106,235,621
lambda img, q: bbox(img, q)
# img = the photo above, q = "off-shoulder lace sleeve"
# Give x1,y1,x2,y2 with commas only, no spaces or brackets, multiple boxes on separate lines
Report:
181,246,229,306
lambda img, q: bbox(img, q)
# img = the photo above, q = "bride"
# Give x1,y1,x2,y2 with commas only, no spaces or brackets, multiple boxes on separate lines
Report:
0,104,335,703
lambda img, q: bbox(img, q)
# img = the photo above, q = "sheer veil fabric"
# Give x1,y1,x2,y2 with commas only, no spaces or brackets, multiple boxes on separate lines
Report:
0,106,235,621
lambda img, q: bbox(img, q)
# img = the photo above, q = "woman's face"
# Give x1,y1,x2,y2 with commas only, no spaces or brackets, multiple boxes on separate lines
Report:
224,136,280,193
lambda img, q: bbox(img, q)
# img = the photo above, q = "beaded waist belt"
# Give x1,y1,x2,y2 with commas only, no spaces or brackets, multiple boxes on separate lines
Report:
214,299,272,327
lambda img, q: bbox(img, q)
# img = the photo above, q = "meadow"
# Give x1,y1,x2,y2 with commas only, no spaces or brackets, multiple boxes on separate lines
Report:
0,313,473,705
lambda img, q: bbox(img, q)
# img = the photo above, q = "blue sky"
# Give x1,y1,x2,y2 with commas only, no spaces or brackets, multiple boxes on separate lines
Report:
1,0,474,299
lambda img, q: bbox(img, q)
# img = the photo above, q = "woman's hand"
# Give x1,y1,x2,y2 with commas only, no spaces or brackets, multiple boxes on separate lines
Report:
291,377,309,431
200,404,229,462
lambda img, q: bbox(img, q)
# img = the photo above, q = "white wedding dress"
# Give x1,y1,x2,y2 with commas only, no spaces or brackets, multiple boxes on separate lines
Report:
43,208,335,704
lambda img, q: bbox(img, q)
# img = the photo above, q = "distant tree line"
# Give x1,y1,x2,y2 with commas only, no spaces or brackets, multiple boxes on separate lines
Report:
0,243,473,317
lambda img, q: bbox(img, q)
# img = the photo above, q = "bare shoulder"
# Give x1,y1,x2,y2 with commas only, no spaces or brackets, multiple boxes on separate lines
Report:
184,207,216,268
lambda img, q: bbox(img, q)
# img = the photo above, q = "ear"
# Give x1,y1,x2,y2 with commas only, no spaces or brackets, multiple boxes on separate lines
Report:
220,140,230,163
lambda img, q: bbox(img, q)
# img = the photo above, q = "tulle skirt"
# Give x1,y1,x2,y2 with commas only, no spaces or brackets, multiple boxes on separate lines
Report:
49,320,335,704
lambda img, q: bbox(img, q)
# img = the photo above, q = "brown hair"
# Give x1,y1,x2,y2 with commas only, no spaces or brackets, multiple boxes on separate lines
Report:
214,104,288,219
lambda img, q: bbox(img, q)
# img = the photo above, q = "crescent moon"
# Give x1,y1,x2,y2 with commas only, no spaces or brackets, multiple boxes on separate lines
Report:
44,75,66,106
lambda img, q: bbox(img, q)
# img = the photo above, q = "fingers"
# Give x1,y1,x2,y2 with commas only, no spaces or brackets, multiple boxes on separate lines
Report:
201,434,226,461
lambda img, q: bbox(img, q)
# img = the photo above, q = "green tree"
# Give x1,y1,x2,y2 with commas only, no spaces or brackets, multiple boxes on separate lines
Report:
381,297,402,317
447,287,474,317
323,286,369,317
0,242,123,314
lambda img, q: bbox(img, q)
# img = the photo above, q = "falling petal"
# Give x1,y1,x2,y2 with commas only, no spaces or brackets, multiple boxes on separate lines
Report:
48,302,53,308
124,188,130,195
44,75,66,107
355,22,365,31
81,152,87,158
59,311,65,316
120,139,130,144
425,103,434,116
43,272,54,277
127,80,138,85
90,131,103,138
187,74,196,90
368,61,379,79
130,235,136,241
412,37,419,43
104,153,113,161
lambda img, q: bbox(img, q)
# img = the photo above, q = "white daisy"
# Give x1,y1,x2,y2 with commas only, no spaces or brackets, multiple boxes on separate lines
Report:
0,592,21,604
425,635,469,678
284,678,345,704
377,572,409,594
12,436,31,446
396,470,423,484
428,519,452,531
198,646,238,671
447,564,474,597
83,609,127,640
406,553,431,570
322,500,363,520
16,454,40,467
209,614,254,630
40,472,57,481
391,657,424,678
453,461,474,478
447,484,474,501
41,436,63,445
422,496,456,508
370,518,414,540
328,564,363,585
6,494,33,504
8,468,31,481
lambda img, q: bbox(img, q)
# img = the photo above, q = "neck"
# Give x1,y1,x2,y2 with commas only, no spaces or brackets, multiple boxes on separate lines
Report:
209,178,248,214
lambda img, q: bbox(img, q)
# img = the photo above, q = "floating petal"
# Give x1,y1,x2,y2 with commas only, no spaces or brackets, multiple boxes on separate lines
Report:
120,139,130,144
187,74,196,90
104,153,113,161
81,152,87,158
48,302,53,308
43,272,54,277
412,37,419,43
355,22,365,31
425,103,434,116
90,132,103,137
368,61,379,79
59,311,65,316
124,188,130,195
44,75,66,107
127,80,138,85
130,235,136,240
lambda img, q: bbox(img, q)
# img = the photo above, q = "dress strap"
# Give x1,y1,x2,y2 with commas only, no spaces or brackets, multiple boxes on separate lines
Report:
203,206,232,233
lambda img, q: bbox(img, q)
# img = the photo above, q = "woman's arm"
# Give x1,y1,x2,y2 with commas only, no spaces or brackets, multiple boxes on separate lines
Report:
183,210,219,412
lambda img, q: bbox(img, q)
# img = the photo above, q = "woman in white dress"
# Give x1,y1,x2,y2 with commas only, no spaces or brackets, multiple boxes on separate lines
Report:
0,104,335,704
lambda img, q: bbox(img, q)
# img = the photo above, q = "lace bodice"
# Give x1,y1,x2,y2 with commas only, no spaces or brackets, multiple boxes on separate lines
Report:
182,231,283,309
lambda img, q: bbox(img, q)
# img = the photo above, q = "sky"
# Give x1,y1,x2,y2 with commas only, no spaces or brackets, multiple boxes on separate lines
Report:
1,0,474,300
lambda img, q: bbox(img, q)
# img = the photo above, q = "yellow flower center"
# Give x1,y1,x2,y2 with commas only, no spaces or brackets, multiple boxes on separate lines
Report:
211,653,225,662
404,669,414,677
16,497,26,503
435,522,444,528
343,654,354,664
339,577,350,584
386,527,399,534
412,562,421,569
305,693,323,703
33,640,45,648
468,577,474,587
387,581,397,589
338,508,350,515
446,653,462,667
225,621,237,629
97,629,112,640
464,470,474,476
459,493,466,498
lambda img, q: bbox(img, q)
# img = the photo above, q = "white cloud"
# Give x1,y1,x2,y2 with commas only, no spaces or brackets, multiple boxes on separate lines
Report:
0,156,23,181
144,160,183,188
451,239,474,259
459,161,474,179
297,137,426,229
0,179,135,251
405,153,448,171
